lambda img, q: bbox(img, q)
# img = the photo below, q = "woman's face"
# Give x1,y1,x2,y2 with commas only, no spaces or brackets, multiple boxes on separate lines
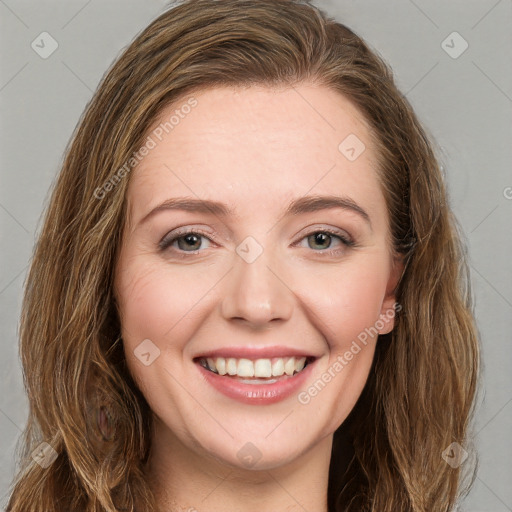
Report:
114,84,402,471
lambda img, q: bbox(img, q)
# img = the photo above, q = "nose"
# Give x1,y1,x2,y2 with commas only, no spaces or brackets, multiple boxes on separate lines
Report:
220,249,294,329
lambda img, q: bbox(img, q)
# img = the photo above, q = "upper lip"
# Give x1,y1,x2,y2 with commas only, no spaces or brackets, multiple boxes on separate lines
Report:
194,345,319,360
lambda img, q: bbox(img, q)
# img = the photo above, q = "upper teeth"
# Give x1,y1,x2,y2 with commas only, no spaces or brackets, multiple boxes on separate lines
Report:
201,356,307,378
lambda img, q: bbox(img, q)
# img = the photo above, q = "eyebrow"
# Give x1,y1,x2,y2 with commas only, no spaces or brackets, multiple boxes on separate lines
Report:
138,194,372,228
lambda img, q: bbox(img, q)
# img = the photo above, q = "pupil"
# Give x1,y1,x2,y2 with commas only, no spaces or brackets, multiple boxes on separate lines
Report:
179,234,201,251
311,233,330,249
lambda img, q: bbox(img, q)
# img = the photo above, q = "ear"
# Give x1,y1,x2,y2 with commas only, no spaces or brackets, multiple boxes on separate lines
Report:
378,254,405,335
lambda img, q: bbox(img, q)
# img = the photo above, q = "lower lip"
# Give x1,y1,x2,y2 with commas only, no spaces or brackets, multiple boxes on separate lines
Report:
196,361,315,405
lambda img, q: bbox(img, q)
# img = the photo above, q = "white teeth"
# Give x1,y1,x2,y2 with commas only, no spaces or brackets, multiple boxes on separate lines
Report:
216,357,227,375
254,359,272,378
200,355,311,378
284,357,295,376
237,358,254,377
295,357,306,372
226,358,237,375
271,358,284,376
206,358,216,372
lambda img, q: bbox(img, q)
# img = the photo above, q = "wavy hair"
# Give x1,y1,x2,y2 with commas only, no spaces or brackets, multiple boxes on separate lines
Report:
6,0,481,510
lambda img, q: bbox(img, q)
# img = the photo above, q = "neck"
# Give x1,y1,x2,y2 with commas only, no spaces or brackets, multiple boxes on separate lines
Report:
145,415,333,512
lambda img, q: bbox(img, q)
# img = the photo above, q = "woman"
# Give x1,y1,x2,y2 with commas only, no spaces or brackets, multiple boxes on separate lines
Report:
6,0,480,510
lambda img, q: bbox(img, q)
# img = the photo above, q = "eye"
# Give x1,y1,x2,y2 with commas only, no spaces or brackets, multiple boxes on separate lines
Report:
296,229,355,255
158,227,355,257
158,230,213,253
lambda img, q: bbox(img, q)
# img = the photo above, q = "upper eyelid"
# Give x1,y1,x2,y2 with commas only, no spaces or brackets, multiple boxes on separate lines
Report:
159,226,353,250
161,225,351,240
160,227,215,243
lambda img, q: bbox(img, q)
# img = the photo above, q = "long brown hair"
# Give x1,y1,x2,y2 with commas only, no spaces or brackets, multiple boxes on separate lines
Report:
6,1,481,510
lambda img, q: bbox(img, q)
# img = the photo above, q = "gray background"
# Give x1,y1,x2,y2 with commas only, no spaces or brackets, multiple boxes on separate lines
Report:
0,0,511,510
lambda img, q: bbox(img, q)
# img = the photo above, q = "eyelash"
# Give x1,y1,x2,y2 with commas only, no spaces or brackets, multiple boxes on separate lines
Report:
158,227,356,258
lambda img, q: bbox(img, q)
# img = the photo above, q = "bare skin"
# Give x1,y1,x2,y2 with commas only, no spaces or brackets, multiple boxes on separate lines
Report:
114,83,403,512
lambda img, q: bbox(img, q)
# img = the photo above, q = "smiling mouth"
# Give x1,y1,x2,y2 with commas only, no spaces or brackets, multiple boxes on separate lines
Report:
194,355,315,382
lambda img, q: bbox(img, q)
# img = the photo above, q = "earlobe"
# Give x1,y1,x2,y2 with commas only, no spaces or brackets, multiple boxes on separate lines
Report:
377,304,396,335
378,254,405,335
377,308,397,335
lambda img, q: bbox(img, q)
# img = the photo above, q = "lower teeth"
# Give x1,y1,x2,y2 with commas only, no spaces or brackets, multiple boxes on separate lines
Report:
238,377,279,385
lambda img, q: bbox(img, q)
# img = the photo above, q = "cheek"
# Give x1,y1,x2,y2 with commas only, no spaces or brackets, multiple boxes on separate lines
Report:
116,258,212,345
294,256,390,350
115,259,208,402
293,256,388,429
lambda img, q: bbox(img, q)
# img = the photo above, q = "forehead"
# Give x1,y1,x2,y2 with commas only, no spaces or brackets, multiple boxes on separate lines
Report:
126,84,384,227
